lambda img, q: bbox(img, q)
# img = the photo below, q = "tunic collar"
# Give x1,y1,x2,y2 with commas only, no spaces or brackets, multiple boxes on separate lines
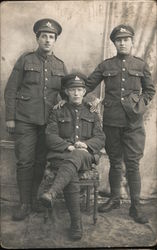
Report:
36,48,53,61
116,53,132,60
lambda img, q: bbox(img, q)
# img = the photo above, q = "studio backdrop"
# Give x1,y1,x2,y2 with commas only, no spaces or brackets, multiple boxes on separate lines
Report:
0,0,156,202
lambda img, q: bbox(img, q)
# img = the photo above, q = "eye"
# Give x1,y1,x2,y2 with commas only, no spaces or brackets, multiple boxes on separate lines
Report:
41,34,46,38
50,34,55,39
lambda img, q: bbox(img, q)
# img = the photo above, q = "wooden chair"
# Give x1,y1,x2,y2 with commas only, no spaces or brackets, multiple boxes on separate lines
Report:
79,167,99,224
41,163,100,225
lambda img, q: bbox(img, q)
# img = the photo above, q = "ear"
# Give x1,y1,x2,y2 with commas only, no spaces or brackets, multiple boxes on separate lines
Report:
65,89,69,96
83,88,86,96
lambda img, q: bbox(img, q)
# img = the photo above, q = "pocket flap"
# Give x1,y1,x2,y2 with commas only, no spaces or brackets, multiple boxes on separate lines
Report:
103,70,118,77
16,93,31,100
24,63,41,72
128,70,144,77
51,69,65,76
58,117,71,123
81,116,94,122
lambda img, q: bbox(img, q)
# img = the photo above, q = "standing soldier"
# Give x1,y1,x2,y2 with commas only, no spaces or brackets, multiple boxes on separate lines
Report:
4,18,67,220
85,24,155,224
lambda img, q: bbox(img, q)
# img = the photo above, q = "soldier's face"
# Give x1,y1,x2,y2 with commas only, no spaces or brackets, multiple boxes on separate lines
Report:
114,37,133,55
65,87,86,105
37,32,56,54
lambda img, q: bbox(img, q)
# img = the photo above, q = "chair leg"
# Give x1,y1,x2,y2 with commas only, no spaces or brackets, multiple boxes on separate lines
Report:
93,185,98,224
44,208,49,223
44,207,52,223
86,186,90,211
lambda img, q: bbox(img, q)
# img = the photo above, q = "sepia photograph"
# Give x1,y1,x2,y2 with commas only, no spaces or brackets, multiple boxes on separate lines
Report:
0,0,157,249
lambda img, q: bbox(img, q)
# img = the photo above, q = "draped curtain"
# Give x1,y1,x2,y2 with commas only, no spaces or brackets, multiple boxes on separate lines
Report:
98,0,157,200
1,1,156,202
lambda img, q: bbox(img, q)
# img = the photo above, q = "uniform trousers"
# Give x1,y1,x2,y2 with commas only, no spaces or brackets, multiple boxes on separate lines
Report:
103,125,145,202
15,120,47,203
48,150,94,223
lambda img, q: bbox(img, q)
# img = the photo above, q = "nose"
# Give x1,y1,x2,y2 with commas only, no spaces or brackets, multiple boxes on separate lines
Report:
74,89,79,95
120,39,125,45
46,36,50,43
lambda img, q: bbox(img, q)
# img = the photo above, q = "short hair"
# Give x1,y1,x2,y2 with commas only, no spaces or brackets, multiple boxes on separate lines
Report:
36,31,57,40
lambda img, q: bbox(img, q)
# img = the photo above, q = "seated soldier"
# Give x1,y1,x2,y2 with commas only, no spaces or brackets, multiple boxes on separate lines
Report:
40,72,105,240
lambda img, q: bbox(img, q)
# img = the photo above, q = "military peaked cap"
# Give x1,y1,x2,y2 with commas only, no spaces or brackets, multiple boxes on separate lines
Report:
110,24,134,42
61,73,87,89
33,18,62,36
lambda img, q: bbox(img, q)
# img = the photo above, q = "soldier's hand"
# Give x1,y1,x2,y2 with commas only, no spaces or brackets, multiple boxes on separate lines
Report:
67,145,76,151
53,100,67,110
6,120,15,134
88,98,101,113
75,141,87,149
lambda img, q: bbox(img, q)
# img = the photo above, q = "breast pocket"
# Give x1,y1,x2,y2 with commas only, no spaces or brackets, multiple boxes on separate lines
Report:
81,116,94,138
50,69,65,90
102,70,119,89
128,70,144,90
103,70,118,78
58,117,72,138
24,63,41,83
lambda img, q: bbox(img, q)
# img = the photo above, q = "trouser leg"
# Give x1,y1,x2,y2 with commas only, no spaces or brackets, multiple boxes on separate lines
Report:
31,125,47,202
103,126,123,198
63,174,83,240
98,126,123,213
122,125,148,223
63,175,81,223
15,121,38,204
49,150,93,195
123,125,145,202
40,150,93,207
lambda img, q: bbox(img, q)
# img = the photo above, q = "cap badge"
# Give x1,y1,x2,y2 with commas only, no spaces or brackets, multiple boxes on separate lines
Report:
120,28,127,32
75,76,80,81
46,22,52,28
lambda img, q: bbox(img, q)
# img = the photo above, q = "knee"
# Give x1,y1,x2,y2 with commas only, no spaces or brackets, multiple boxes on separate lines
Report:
64,181,80,194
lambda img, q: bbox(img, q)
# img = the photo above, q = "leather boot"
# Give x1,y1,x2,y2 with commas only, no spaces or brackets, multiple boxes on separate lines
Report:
40,163,76,208
70,219,83,240
64,190,83,240
39,190,57,208
98,197,120,213
129,201,148,224
12,203,31,221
